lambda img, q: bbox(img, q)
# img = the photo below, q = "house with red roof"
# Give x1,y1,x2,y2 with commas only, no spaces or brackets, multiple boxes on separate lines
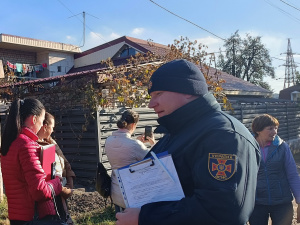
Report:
0,34,272,99
1,34,299,181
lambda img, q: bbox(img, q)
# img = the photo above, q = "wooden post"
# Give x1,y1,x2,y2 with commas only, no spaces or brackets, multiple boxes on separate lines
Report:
96,106,102,163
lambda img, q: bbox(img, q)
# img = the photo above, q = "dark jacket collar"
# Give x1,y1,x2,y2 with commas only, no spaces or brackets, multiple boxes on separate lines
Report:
156,93,220,135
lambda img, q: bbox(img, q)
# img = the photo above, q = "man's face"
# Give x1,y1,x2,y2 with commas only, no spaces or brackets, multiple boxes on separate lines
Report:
148,91,195,118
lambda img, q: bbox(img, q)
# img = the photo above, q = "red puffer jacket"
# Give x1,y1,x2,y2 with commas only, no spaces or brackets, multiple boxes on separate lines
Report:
1,127,62,221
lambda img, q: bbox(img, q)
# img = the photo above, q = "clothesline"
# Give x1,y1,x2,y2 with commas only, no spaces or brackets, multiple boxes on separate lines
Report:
5,60,47,78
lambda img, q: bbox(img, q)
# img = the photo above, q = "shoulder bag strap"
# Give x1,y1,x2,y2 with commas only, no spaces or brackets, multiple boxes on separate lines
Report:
48,183,62,220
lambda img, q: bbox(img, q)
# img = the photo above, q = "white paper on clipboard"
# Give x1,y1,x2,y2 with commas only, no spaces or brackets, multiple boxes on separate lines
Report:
115,152,185,208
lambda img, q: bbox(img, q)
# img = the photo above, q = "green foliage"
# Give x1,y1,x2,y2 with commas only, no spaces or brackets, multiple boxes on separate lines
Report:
217,30,275,89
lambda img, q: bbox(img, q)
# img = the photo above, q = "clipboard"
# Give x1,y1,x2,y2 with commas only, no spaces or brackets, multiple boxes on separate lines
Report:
115,151,185,208
40,144,56,181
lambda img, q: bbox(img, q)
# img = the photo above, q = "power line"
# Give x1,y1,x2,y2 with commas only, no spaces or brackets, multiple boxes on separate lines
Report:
272,56,300,65
148,0,226,41
280,0,300,12
56,0,110,46
264,0,300,23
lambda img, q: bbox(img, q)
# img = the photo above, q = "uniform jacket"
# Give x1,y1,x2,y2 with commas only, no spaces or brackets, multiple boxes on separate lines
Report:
139,93,260,225
255,135,298,205
1,127,62,221
105,129,149,208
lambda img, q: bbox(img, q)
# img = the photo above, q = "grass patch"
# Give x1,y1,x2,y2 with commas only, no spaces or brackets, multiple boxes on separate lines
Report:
0,195,116,225
73,206,116,225
0,196,9,225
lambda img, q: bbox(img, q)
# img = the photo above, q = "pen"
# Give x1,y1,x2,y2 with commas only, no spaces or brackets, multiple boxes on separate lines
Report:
150,151,175,183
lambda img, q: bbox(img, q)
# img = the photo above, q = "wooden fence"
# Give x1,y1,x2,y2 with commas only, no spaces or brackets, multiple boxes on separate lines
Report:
223,100,300,140
1,99,299,183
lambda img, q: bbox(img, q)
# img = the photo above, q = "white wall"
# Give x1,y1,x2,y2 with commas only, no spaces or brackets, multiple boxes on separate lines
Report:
74,42,125,68
48,52,75,77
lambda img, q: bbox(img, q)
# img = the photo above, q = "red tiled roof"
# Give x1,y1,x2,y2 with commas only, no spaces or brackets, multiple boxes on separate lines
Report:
74,36,170,59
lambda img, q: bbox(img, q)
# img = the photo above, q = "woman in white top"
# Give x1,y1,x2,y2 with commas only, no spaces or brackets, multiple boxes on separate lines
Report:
105,109,155,212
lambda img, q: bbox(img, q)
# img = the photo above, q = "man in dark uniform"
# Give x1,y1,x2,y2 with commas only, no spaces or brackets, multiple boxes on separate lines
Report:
116,59,260,225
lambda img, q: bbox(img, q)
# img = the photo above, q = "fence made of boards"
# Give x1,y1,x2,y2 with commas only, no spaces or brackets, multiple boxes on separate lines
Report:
0,99,299,183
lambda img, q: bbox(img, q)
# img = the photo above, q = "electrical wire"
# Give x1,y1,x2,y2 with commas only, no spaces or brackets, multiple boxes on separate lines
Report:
148,0,226,41
56,0,110,46
264,0,300,23
280,0,300,12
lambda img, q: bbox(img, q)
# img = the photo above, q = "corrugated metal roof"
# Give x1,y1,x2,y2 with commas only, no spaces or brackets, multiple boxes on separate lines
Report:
206,67,271,94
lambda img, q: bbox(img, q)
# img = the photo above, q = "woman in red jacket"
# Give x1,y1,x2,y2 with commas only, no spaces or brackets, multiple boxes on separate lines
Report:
1,98,62,225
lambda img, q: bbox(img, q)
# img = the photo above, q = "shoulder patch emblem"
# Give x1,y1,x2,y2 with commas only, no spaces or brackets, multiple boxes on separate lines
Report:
208,153,236,181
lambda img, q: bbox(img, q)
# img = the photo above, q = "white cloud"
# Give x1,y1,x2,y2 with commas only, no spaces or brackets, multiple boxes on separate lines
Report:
131,28,145,36
80,32,121,51
195,36,223,53
109,32,121,40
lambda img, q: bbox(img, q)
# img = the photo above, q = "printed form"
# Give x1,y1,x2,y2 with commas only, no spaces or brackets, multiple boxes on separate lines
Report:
115,152,185,208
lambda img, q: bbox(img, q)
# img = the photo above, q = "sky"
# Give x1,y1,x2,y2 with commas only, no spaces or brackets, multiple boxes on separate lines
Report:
1,0,300,94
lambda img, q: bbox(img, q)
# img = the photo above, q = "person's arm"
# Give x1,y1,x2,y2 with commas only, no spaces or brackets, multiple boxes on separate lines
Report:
20,143,62,201
283,142,300,203
135,131,259,225
136,134,156,146
133,140,150,161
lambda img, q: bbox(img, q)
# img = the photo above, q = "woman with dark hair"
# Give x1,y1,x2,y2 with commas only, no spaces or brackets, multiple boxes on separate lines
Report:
105,109,155,212
37,112,75,224
249,114,300,225
1,98,62,225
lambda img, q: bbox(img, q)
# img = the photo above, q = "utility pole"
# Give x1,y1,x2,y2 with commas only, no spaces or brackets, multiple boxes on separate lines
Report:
82,11,85,47
282,38,297,88
69,11,86,47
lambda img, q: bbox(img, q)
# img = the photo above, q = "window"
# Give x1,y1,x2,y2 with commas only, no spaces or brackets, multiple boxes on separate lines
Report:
57,66,61,72
119,46,136,58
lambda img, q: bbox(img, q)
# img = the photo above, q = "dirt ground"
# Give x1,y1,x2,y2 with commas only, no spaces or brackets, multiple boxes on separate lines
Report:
67,181,111,219
67,153,300,224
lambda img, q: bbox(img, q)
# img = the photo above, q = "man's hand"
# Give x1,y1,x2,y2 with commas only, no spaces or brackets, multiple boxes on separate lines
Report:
116,208,140,225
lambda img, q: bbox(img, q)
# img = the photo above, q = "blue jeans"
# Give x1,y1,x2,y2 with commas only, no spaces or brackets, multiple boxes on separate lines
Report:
249,202,293,225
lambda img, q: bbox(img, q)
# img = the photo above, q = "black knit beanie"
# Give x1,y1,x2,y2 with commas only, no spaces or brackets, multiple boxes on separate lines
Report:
148,59,208,95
